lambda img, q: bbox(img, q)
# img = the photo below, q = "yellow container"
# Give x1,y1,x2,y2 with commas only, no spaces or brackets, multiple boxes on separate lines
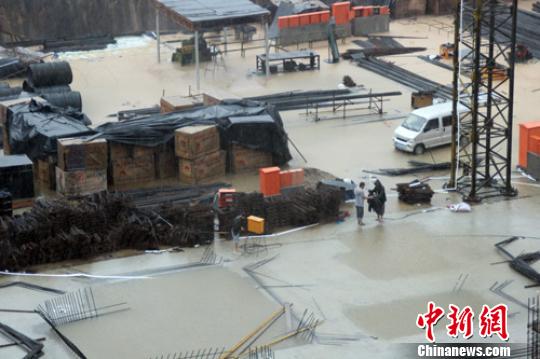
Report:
247,215,265,234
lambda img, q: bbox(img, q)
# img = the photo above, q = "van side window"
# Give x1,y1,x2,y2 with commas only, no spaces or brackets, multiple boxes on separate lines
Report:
443,116,452,127
424,119,439,132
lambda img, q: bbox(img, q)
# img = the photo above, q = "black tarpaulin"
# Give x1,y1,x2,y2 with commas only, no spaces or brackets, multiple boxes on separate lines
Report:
96,100,292,165
6,100,92,160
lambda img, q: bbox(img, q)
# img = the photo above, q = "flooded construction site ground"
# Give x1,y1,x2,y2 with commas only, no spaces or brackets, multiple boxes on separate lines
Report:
2,8,540,358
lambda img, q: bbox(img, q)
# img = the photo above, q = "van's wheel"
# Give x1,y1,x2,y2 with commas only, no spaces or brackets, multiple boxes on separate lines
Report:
413,144,425,155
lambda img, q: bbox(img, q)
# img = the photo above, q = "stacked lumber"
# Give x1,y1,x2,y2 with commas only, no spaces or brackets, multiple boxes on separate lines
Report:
56,137,108,196
175,125,225,184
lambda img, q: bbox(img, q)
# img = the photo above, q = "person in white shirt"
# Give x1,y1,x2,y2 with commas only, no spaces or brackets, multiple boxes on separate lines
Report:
354,182,366,226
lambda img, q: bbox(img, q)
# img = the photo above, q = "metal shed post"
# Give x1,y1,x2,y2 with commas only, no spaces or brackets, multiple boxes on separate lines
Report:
264,21,270,78
224,27,228,54
195,30,200,91
156,8,161,63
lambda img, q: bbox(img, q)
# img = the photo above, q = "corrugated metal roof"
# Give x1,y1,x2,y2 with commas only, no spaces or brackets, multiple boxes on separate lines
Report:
154,0,270,27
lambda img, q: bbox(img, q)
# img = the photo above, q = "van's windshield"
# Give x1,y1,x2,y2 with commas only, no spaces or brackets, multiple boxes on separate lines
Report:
402,114,426,132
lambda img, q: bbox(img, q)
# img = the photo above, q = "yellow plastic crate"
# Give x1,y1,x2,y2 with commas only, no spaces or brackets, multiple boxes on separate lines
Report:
247,215,265,234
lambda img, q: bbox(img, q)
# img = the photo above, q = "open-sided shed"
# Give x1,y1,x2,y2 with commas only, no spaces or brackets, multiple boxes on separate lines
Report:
151,0,271,90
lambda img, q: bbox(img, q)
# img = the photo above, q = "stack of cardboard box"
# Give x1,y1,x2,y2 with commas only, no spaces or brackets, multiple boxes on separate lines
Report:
109,142,154,188
160,95,200,113
35,155,57,191
175,125,225,184
230,144,273,173
56,137,108,196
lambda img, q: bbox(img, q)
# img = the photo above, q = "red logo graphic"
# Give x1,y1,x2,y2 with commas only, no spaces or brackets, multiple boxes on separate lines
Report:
447,304,474,339
479,304,509,341
417,303,509,342
416,301,445,342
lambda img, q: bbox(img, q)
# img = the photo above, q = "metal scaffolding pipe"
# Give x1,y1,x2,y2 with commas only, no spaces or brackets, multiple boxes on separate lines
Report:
156,9,161,63
264,22,270,78
195,30,200,91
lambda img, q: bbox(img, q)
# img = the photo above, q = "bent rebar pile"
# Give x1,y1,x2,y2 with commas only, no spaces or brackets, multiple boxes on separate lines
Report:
0,184,343,270
0,192,215,270
36,287,128,326
234,185,343,232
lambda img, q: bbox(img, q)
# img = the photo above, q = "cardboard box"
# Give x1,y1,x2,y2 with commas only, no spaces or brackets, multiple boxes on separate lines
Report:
160,96,199,113
110,154,155,187
175,125,220,160
203,89,240,106
57,137,107,171
155,146,177,180
56,167,107,197
109,142,155,161
179,150,225,184
35,155,57,190
231,145,273,173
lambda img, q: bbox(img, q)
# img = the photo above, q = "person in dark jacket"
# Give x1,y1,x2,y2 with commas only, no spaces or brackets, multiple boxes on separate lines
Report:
370,179,387,222
231,215,244,252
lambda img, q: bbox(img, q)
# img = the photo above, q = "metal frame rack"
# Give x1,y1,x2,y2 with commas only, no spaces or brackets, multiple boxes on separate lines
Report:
256,51,320,74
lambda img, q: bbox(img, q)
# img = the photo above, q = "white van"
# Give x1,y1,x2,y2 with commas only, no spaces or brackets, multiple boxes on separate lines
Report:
393,102,467,155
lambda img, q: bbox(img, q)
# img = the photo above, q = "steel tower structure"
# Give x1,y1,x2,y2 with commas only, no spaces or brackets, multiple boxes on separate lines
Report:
449,0,518,201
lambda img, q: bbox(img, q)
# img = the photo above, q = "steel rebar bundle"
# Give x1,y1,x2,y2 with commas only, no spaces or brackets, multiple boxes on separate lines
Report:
353,57,453,99
246,88,402,111
36,287,128,326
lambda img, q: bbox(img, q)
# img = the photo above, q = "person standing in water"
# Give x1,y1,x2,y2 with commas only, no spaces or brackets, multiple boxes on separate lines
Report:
354,182,367,226
372,179,387,222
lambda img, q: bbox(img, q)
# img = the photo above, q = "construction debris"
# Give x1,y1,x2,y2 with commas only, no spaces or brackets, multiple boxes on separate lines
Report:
36,287,128,326
0,321,44,358
364,160,451,176
495,237,540,284
0,181,343,270
417,55,453,71
396,180,434,204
